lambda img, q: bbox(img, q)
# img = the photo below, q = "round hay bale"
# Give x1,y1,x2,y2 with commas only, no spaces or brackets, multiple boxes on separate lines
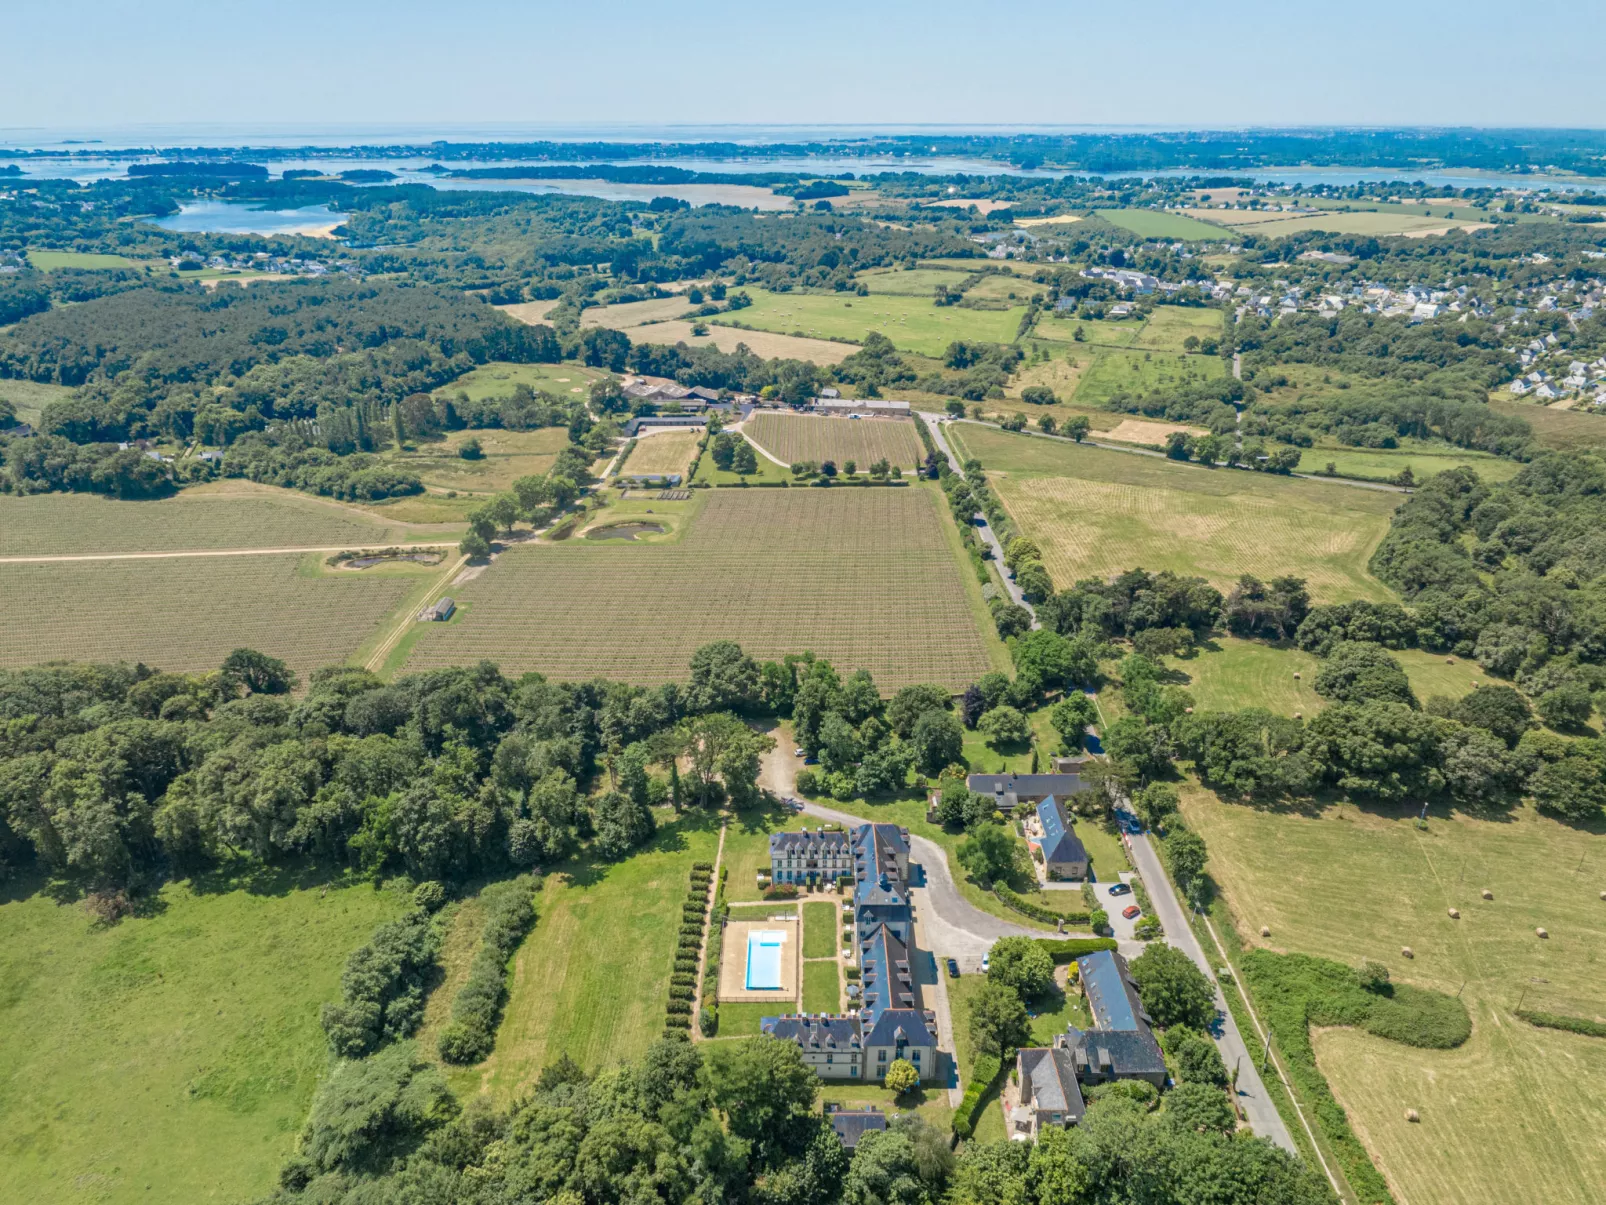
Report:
1446,656,1456,664
1401,946,1414,958
1405,1108,1420,1123
1293,711,1303,720
1536,927,1549,939
1184,706,1194,714
1448,908,1460,919
1599,891,1605,901
1482,889,1493,900
1292,672,1302,680
1260,926,1271,938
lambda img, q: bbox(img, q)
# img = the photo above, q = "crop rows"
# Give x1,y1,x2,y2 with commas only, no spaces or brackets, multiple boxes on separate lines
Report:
744,414,923,470
0,554,415,677
405,489,992,688
0,490,409,557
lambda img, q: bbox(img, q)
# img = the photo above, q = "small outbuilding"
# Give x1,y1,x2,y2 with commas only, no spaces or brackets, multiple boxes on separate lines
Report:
419,597,456,622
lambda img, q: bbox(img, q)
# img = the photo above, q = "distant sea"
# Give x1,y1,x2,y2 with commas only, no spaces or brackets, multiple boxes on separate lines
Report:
0,123,1591,193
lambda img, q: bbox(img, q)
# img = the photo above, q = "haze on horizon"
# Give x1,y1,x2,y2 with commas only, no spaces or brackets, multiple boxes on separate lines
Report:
6,0,1603,134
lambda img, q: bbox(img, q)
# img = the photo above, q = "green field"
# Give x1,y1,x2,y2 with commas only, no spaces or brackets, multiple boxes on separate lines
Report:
0,552,426,678
25,249,150,271
1490,399,1606,450
854,267,977,296
1185,791,1606,1205
1296,442,1523,484
1034,313,1145,347
434,360,612,403
802,958,841,1012
1096,209,1233,241
713,287,1026,358
690,435,788,484
1071,348,1226,408
744,413,924,470
950,423,1400,602
391,427,574,497
405,487,997,689
473,812,721,1098
0,869,406,1205
0,378,74,425
803,901,840,958
1131,306,1225,352
1164,637,1325,716
0,483,444,557
622,429,702,477
1394,648,1490,702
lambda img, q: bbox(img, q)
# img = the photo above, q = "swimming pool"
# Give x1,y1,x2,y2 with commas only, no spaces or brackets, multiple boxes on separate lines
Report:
745,930,787,990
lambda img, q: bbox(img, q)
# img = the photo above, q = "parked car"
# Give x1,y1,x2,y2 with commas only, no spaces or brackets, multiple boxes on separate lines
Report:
946,958,960,978
980,954,991,973
794,747,806,757
1122,905,1142,920
1107,883,1132,897
802,756,819,765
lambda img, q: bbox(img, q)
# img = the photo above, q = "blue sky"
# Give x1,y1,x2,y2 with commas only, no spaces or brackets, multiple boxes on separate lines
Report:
5,0,1602,132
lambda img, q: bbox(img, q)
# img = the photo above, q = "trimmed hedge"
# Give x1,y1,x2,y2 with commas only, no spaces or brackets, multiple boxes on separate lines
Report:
952,1054,1004,1139
1517,1008,1606,1038
437,875,540,1065
1033,936,1118,964
995,885,1091,926
664,1014,692,1029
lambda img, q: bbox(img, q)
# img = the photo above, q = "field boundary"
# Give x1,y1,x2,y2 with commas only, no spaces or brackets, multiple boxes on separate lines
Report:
0,542,458,565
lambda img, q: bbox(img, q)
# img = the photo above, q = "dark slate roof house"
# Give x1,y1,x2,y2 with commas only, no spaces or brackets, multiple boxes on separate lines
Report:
1035,796,1088,879
1014,1044,1086,1135
1065,1026,1168,1088
1077,950,1153,1032
825,1106,887,1149
967,772,1088,813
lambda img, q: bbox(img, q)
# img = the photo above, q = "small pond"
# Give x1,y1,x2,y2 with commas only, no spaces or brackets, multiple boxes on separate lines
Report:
342,552,444,569
584,522,665,541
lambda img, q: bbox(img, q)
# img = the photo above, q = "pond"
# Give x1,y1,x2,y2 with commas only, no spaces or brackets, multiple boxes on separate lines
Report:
152,200,344,236
340,552,444,569
584,522,665,541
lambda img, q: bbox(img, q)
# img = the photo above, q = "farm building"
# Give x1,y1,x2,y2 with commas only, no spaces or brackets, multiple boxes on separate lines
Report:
418,597,456,622
813,398,911,417
1065,950,1167,1088
1026,797,1088,881
966,772,1088,814
624,415,705,436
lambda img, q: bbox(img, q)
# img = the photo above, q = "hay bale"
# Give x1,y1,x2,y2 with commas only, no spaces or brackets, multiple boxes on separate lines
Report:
1446,656,1456,664
1448,908,1460,919
1405,1108,1420,1123
1401,946,1414,958
1292,672,1301,680
1481,889,1493,900
1293,711,1303,720
1536,927,1549,939
1260,926,1271,938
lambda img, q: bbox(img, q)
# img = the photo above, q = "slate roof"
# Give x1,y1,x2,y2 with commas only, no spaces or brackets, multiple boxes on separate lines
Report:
1019,1046,1086,1122
1077,950,1151,1032
762,1014,861,1050
1066,1026,1167,1081
967,773,1087,810
862,1007,938,1049
859,922,923,1024
826,1107,887,1149
771,830,850,855
1036,796,1088,868
852,823,909,881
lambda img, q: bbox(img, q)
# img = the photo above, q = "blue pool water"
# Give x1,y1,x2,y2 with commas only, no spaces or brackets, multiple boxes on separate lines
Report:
745,930,787,990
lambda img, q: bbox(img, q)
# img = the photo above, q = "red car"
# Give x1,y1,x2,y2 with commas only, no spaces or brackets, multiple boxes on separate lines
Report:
1121,904,1142,920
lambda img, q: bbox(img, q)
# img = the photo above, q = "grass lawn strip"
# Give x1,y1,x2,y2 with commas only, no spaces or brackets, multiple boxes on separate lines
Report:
802,959,841,1013
803,901,840,958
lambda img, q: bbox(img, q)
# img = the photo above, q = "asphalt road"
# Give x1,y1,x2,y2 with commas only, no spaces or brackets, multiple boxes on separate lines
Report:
1118,809,1298,1155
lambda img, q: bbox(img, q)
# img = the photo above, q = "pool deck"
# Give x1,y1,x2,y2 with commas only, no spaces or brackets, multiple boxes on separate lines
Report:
719,915,801,1004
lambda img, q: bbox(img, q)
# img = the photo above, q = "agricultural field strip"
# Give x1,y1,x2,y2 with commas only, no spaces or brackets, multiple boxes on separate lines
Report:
743,413,924,469
405,490,993,688
0,554,417,676
0,544,457,564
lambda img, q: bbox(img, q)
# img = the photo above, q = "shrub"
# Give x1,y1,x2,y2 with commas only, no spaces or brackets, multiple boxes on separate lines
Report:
699,1006,718,1037
883,1058,920,1094
321,910,440,1058
951,1055,1004,1138
664,1014,692,1029
1033,936,1118,963
294,1042,456,1177
437,875,539,1065
764,884,798,900
412,881,448,913
795,769,821,796
666,999,693,1015
1516,1009,1606,1039
1084,1078,1159,1109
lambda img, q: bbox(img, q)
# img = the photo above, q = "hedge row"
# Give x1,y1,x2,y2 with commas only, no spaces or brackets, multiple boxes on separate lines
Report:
672,868,711,1034
438,875,540,1065
951,1054,1004,1139
700,866,729,1037
1516,1009,1606,1039
320,909,440,1058
1033,936,1118,964
995,884,1091,926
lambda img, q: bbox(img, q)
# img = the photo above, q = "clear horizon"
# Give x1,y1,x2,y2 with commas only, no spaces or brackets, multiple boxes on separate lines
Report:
7,0,1602,129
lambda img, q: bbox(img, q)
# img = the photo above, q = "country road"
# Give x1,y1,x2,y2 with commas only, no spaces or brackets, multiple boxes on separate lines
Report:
1117,805,1299,1156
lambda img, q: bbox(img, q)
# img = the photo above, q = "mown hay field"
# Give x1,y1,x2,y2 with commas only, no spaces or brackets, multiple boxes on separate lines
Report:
473,814,721,1101
406,488,995,689
950,424,1398,602
619,320,856,366
0,484,433,557
1184,792,1606,1205
0,553,421,677
744,413,923,469
711,287,1025,358
624,429,702,477
0,871,407,1205
1096,208,1233,241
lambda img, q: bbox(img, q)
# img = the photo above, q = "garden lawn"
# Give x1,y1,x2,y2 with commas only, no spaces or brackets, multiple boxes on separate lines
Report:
816,1081,953,1132
713,287,1026,358
804,902,839,958
803,959,841,1013
723,804,795,903
0,868,406,1205
712,1002,779,1038
472,812,721,1100
1183,790,1606,1205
